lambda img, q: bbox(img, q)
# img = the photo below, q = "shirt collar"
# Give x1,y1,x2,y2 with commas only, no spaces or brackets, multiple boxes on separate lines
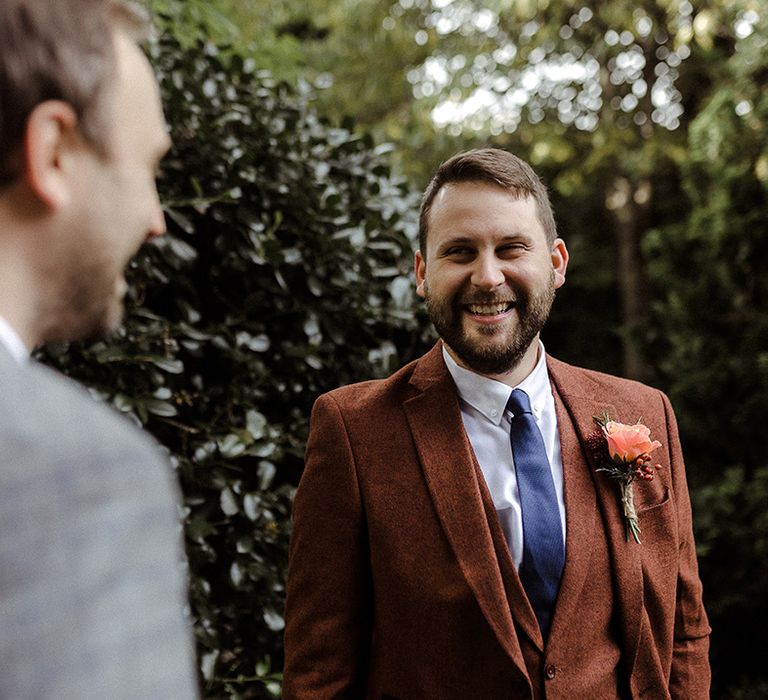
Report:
442,340,551,425
0,315,30,364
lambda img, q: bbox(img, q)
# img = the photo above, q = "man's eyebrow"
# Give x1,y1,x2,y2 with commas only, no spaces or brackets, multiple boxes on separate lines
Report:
438,236,473,247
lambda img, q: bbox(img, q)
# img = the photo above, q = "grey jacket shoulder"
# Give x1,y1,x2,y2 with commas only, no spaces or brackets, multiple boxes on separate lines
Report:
0,351,199,699
1,351,161,467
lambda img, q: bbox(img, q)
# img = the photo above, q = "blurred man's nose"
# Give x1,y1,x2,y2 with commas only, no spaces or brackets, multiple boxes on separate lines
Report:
146,198,166,241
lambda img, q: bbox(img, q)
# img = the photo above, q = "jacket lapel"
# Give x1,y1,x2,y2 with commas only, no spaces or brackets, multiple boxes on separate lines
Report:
546,384,599,645
547,357,644,679
403,344,529,681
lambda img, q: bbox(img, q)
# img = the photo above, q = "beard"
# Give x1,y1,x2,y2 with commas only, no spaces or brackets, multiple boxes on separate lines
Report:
42,259,126,344
424,271,556,375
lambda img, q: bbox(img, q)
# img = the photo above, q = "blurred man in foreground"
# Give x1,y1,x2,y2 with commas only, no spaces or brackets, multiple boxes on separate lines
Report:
0,1,198,696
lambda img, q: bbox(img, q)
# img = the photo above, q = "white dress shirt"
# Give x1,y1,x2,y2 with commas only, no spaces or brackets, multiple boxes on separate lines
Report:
0,315,29,364
443,343,565,569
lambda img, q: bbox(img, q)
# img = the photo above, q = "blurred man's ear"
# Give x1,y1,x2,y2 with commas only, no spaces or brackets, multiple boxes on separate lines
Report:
23,100,80,209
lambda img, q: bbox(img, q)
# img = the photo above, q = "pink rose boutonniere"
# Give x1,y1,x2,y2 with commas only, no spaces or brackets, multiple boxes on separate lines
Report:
587,412,663,543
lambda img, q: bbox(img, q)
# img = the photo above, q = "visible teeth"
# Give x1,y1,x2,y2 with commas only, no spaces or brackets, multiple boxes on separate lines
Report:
466,302,511,315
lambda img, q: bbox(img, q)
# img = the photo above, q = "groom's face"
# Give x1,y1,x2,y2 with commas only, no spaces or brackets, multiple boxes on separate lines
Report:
415,181,568,376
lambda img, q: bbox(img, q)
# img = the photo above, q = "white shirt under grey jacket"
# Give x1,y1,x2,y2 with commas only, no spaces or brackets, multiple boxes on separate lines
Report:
0,314,28,364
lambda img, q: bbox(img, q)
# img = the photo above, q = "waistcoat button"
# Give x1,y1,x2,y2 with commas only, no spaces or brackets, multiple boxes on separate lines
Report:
545,664,557,680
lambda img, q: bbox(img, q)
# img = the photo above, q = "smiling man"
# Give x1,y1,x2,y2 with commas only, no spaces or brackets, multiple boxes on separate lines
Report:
0,1,197,697
284,149,710,699
415,178,566,384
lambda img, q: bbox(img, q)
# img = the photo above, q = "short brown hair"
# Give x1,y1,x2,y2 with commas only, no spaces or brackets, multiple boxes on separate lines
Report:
418,148,558,256
0,0,149,187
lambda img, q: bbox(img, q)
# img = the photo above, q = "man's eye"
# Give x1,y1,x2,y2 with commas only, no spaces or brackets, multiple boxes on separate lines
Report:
445,247,473,257
498,244,525,255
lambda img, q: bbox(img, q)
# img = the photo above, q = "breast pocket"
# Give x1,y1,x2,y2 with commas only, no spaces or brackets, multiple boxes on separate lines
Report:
637,488,679,601
635,487,673,548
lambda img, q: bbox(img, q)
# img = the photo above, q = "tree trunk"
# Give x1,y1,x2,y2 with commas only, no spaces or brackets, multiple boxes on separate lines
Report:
607,176,651,381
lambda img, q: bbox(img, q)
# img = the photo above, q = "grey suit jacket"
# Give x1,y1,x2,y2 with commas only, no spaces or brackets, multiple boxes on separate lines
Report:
0,346,199,698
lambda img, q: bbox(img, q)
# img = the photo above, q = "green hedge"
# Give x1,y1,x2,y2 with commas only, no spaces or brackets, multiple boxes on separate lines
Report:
41,29,429,698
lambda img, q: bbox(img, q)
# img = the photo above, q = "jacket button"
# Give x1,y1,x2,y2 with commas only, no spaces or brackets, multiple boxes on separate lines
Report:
545,664,557,680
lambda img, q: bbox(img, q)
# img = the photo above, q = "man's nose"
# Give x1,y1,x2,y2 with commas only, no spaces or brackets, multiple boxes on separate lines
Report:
471,253,505,290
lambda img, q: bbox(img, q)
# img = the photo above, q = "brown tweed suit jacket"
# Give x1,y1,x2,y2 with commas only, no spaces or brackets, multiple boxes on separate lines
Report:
283,343,710,699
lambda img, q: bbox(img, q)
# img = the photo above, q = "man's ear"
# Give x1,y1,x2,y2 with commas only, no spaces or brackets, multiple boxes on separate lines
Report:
551,238,569,289
23,100,80,209
414,250,426,298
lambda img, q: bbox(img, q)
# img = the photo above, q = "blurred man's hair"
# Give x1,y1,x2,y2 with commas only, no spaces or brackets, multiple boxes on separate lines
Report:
0,0,149,188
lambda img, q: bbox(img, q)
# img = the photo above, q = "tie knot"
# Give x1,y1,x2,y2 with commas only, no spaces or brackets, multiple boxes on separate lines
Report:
506,388,533,416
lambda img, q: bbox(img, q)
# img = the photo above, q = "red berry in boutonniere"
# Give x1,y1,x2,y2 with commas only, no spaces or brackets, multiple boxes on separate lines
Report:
588,412,663,544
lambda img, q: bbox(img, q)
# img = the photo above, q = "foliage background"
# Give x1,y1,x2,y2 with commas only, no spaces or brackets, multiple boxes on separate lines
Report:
41,0,768,697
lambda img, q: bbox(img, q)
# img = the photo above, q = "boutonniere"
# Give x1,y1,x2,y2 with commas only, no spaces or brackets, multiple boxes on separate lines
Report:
586,412,662,544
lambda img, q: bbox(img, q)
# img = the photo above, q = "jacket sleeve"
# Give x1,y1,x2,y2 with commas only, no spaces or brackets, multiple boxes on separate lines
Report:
662,391,712,698
283,392,373,699
0,415,199,699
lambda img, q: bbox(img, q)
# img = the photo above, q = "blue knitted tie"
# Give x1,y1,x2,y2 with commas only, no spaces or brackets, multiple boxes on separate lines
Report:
507,389,564,640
